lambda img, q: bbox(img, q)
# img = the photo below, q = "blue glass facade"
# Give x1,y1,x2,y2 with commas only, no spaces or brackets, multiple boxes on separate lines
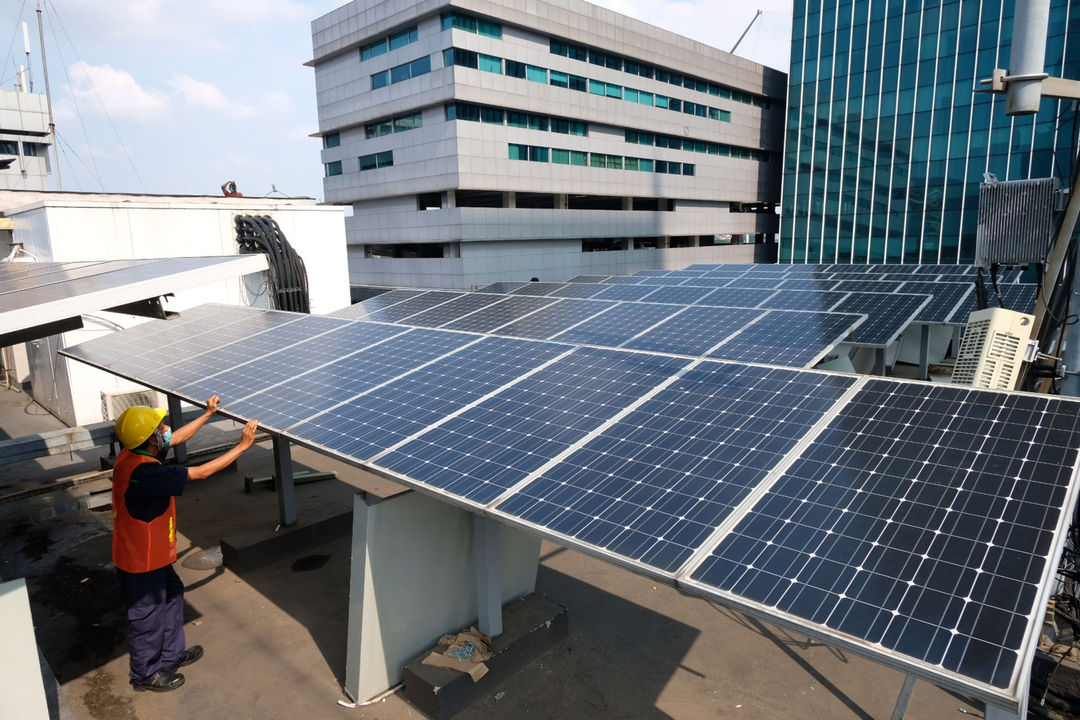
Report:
781,0,1079,264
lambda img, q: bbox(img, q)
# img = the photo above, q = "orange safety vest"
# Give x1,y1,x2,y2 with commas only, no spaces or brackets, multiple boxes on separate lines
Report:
112,450,178,573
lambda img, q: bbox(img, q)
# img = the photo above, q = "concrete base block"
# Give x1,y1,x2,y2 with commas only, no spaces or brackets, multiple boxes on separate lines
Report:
220,501,351,574
403,594,568,719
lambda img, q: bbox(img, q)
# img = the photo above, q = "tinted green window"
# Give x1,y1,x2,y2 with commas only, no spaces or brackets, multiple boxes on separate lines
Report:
478,20,501,38
551,148,570,164
389,27,417,50
505,60,526,78
570,151,587,166
325,160,342,177
507,112,527,128
639,158,653,172
361,40,387,61
655,95,668,109
526,65,547,83
624,157,638,171
528,115,548,131
590,154,606,168
606,155,622,169
508,144,528,161
359,154,377,171
605,84,622,99
371,71,389,89
480,107,503,124
394,112,422,132
569,75,587,92
366,120,392,138
589,80,605,95
376,151,393,168
529,146,549,162
479,54,502,73
549,70,568,87
638,91,653,106
323,133,340,149
391,63,411,83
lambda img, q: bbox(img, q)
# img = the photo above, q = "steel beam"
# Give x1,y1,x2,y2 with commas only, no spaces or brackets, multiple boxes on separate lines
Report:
273,434,297,527
474,515,503,637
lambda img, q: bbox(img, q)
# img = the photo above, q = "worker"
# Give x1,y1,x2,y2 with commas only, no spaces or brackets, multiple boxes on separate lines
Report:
111,395,258,692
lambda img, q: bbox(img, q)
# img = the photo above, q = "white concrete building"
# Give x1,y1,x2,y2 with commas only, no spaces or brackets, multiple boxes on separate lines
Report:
310,0,785,289
0,88,52,191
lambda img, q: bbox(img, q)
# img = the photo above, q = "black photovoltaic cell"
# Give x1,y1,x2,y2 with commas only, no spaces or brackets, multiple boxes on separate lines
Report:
374,348,691,505
955,284,1038,320
899,282,974,323
696,288,778,308
592,284,659,301
359,291,464,323
224,328,478,431
477,282,528,294
829,272,880,281
328,290,426,320
675,277,736,288
498,363,856,572
718,277,787,290
709,311,864,367
832,292,930,346
512,282,568,296
758,290,846,312
290,336,572,460
548,283,607,299
178,322,407,404
399,293,504,328
689,380,1080,689
493,299,617,339
777,278,840,291
640,286,715,305
622,306,762,356
602,276,646,285
551,302,680,347
441,295,558,332
832,280,903,293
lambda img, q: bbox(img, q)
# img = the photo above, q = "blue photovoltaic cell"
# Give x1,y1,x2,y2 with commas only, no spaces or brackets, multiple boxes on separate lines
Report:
398,293,505,328
695,288,778,308
477,282,528,294
551,302,680,347
498,363,856,572
833,292,930,346
690,380,1080,689
374,348,691,505
179,321,407,403
290,336,572,460
440,295,558,332
829,272,880,281
636,276,688,286
708,310,864,366
548,283,607,298
758,290,846,312
568,275,610,283
328,290,426,320
602,276,647,285
492,298,616,339
955,284,1038,320
224,328,478,431
899,282,973,323
639,286,715,305
359,291,464,323
149,314,349,391
634,269,673,277
719,277,787,291
622,306,762,356
512,282,568,296
592,284,659,301
675,277,736,288
832,280,903,293
777,278,840,291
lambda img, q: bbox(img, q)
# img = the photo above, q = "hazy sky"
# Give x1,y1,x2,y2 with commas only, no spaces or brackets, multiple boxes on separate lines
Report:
2,0,792,201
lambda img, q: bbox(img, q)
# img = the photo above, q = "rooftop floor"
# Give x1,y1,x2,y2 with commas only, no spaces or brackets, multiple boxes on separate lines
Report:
0,383,989,720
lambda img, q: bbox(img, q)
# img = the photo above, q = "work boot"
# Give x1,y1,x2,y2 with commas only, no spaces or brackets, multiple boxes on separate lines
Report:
132,670,185,692
169,645,204,671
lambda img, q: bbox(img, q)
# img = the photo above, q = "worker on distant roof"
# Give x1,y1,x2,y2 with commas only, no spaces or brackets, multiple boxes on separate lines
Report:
111,396,258,693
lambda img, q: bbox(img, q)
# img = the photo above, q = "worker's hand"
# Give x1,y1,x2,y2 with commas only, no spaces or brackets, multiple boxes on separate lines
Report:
238,419,259,450
206,395,220,415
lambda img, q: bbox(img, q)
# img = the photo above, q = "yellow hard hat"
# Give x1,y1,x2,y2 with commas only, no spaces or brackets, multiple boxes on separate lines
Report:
114,406,168,450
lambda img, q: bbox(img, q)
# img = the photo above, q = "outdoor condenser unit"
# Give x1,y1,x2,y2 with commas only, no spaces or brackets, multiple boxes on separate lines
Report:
974,176,1063,268
951,307,1036,391
100,389,162,422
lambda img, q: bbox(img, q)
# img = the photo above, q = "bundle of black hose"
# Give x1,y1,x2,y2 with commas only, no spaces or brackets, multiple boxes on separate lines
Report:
234,215,310,313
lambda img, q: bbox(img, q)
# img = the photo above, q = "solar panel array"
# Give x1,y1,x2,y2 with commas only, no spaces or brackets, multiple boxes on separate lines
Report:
62,302,1080,711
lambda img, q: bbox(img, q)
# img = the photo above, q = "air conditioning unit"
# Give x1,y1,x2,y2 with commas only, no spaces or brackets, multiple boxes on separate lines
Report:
951,308,1035,390
100,389,163,422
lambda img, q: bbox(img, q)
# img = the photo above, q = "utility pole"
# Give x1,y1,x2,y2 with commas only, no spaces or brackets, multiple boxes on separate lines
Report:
730,10,762,54
36,1,61,190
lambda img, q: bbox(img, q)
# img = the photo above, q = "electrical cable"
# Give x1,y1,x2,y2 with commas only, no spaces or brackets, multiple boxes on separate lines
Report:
234,215,310,313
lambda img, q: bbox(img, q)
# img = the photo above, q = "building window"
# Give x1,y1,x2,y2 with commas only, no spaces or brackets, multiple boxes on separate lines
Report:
549,70,568,87
526,65,547,83
479,54,502,73
509,144,529,161
569,75,587,92
389,27,418,51
589,79,605,95
322,133,340,149
505,60,526,78
371,70,389,89
443,47,478,69
325,160,342,177
359,151,393,171
418,192,442,210
480,107,503,124
551,148,570,164
570,150,587,166
442,12,501,39
361,25,418,60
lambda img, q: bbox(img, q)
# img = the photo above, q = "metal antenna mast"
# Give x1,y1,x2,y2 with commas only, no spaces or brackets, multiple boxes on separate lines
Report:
36,0,61,190
730,9,762,54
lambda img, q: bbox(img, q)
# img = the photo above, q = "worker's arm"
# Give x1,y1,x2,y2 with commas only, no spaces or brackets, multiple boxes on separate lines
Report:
170,395,221,446
186,419,259,481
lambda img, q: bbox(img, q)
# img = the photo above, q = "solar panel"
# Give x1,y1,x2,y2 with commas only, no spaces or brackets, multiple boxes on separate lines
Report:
634,269,674,277
327,289,427,320
832,280,904,293
441,295,559,332
224,328,480,431
636,276,690,286
591,284,662,302
899,282,974,323
512,282,568,296
548,283,607,299
684,380,1080,691
674,277,737,288
955,284,1039,320
290,336,573,460
776,278,840,291
832,292,931,346
396,293,504,328
550,302,680,347
372,347,691,505
621,306,764,356
601,276,647,285
640,286,716,305
497,363,857,573
568,275,610,283
356,291,465,323
708,310,865,367
695,288,779,308
758,290,846,312
476,282,528,294
491,298,617,339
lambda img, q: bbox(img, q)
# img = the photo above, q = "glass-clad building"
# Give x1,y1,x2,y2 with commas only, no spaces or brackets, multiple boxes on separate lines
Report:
781,0,1079,264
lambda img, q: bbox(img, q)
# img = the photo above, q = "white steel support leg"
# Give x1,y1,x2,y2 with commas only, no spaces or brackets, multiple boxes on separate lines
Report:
889,675,918,720
474,515,502,638
273,434,297,527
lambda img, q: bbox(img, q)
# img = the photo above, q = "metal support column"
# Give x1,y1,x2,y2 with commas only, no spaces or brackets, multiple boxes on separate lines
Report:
917,325,931,381
272,434,297,527
474,515,503,638
873,348,887,376
166,394,187,464
889,675,918,720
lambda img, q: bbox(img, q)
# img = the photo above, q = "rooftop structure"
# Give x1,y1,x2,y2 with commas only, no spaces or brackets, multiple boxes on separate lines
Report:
0,88,52,191
310,0,786,288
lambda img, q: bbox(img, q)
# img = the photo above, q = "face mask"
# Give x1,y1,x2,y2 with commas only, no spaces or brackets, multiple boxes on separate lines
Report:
157,428,172,447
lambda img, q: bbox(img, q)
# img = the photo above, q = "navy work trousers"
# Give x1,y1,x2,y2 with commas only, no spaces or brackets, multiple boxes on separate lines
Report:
116,564,186,683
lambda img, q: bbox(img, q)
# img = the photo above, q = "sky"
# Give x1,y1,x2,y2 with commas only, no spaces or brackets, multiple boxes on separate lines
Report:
1,0,792,201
